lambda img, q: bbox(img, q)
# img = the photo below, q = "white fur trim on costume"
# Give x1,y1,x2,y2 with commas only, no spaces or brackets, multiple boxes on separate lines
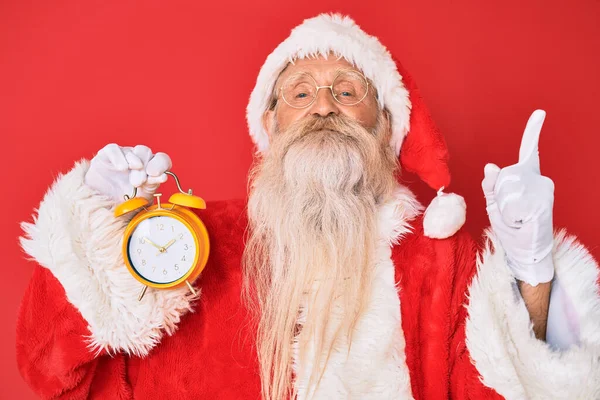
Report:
20,161,199,357
292,186,421,399
423,190,466,239
247,13,411,156
466,230,600,399
378,185,424,246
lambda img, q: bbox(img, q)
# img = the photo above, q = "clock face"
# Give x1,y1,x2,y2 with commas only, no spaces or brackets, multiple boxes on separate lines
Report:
127,215,198,284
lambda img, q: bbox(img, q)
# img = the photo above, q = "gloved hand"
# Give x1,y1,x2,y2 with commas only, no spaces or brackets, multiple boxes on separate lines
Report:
481,110,555,286
84,143,172,203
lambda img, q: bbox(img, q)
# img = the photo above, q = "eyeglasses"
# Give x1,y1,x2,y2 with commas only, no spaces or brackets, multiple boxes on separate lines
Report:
279,69,370,109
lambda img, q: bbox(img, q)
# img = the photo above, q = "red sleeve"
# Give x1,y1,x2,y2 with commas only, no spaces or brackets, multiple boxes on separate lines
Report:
447,230,504,400
16,264,131,399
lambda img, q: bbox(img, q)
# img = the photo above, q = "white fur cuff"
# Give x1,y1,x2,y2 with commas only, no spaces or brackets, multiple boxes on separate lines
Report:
20,161,198,357
465,230,600,399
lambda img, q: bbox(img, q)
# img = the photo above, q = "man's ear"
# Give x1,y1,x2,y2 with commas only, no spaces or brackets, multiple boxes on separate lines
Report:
263,110,275,140
382,109,392,131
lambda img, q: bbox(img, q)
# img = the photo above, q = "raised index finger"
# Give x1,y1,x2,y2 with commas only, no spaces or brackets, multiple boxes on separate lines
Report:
518,109,546,172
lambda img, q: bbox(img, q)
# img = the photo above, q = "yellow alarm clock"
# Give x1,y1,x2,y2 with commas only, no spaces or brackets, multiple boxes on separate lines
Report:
114,172,210,301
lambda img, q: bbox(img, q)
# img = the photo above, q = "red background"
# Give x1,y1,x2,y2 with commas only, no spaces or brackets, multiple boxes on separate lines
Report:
1,1,598,398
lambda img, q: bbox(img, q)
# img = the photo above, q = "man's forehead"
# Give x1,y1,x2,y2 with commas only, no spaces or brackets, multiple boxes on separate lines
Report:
276,55,363,84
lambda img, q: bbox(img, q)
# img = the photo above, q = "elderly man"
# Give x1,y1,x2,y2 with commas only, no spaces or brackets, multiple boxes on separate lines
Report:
17,14,600,400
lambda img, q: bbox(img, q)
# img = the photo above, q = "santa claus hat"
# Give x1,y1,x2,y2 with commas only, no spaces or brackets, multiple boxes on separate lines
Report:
246,13,466,239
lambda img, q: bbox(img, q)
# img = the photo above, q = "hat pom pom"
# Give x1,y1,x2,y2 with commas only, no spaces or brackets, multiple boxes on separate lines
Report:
423,188,466,239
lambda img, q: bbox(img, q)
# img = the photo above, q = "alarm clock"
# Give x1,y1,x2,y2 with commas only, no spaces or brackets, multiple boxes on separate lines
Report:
114,171,210,301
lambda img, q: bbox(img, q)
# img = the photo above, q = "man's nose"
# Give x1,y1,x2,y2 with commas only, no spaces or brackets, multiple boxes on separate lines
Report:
310,88,340,118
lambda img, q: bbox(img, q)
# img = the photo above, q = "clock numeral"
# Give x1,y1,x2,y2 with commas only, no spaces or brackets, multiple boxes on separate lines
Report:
152,266,156,272
184,244,189,250
137,248,142,254
181,255,186,262
158,224,164,231
139,238,145,244
179,233,184,239
163,269,167,275
172,225,175,233
174,264,179,271
142,259,146,266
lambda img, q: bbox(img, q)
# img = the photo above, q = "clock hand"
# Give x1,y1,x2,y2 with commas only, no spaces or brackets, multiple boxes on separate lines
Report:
144,237,162,249
163,239,176,249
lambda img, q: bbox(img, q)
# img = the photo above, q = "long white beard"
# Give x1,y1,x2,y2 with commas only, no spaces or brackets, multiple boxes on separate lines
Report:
243,114,398,400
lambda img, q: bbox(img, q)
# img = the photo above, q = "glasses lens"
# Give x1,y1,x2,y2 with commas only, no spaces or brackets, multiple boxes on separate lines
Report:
281,73,316,108
332,71,368,105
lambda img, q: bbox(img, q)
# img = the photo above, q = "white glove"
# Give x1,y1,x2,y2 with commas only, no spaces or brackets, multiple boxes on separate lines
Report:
481,110,555,286
84,143,172,203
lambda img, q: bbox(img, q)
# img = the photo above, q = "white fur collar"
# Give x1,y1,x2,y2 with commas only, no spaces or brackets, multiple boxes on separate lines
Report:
377,185,423,244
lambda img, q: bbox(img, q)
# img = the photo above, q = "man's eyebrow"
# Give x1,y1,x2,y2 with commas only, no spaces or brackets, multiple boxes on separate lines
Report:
274,66,363,93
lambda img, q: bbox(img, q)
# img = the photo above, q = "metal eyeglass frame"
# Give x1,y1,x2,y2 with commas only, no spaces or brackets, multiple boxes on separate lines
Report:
279,69,370,109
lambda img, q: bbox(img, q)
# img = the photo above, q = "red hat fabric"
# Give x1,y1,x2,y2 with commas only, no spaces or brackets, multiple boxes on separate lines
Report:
395,60,452,191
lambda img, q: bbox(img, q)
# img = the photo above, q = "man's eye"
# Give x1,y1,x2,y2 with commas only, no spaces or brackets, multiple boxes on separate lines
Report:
296,93,308,98
340,91,353,97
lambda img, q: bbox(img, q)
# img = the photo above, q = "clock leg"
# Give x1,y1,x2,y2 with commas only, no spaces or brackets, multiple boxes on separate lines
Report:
138,285,148,301
185,280,197,296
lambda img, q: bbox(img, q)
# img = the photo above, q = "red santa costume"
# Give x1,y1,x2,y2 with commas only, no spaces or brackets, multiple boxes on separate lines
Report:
16,13,600,400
